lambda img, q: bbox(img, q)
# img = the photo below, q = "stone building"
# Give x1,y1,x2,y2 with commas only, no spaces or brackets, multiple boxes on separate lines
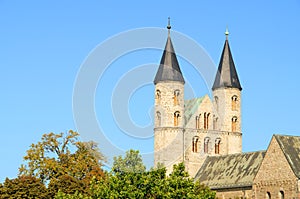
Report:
253,135,300,199
194,135,300,198
153,22,300,198
154,21,242,176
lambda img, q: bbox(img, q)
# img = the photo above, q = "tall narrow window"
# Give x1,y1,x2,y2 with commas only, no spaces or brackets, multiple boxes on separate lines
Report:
266,192,271,199
204,137,210,153
204,113,210,130
156,90,161,104
232,95,238,111
232,116,237,132
279,191,284,199
192,136,199,153
192,138,194,152
174,90,180,105
204,112,207,130
206,113,210,129
214,96,219,111
174,111,180,126
215,138,221,154
156,111,161,127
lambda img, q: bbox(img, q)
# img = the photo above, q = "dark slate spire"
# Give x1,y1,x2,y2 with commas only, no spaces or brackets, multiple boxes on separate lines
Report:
154,18,185,84
212,28,242,91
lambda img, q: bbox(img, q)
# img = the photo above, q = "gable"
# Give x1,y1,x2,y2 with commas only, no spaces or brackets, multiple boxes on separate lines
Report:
184,95,212,127
184,97,204,126
195,151,265,189
275,135,300,179
253,136,298,183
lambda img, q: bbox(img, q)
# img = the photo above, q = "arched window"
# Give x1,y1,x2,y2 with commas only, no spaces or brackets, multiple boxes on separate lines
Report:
204,113,210,130
206,113,210,129
279,191,284,199
214,96,219,111
174,111,180,126
266,192,271,199
213,116,218,130
204,137,210,153
156,111,161,127
232,95,238,111
215,138,221,154
192,136,199,153
232,116,238,132
174,90,180,105
156,90,161,104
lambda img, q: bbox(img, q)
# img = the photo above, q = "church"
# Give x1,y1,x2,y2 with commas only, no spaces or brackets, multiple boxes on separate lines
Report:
153,22,300,198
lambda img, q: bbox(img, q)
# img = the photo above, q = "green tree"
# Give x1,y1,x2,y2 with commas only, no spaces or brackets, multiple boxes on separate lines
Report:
194,182,216,199
112,149,146,174
19,130,105,184
56,150,216,199
47,174,88,198
0,175,48,199
166,163,215,199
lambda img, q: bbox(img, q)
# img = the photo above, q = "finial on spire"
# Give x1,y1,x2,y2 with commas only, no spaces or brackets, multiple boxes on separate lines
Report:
167,17,171,35
167,17,171,29
225,26,229,40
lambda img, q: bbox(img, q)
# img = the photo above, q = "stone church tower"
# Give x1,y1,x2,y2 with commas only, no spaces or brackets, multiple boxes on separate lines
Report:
211,28,243,154
154,23,242,176
153,20,185,170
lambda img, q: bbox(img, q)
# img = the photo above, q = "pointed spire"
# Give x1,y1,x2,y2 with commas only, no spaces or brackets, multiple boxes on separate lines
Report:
212,29,242,91
154,19,185,84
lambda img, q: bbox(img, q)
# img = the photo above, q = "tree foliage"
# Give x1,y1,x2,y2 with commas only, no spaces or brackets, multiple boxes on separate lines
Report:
19,130,105,184
0,175,48,199
56,150,216,199
112,149,146,174
2,132,215,198
47,174,88,198
14,130,106,197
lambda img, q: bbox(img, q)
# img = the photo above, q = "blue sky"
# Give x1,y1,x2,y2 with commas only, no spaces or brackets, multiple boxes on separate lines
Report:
1,1,300,182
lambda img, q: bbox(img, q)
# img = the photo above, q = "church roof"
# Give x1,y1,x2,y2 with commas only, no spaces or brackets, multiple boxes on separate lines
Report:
274,134,300,179
194,151,265,189
184,97,205,126
154,23,185,84
212,32,242,91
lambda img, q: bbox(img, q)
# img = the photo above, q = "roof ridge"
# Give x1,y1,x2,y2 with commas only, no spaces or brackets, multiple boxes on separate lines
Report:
206,150,265,158
184,96,205,102
274,134,300,138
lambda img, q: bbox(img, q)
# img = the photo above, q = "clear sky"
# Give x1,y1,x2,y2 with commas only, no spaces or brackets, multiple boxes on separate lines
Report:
1,1,300,182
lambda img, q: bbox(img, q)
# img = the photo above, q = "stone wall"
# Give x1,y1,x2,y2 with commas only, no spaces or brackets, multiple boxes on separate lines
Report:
253,136,299,198
154,127,184,173
154,81,184,127
183,129,242,177
214,187,253,199
154,82,243,177
213,87,241,134
154,81,185,172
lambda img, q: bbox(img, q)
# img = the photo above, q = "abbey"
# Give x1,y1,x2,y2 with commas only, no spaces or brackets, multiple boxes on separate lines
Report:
154,23,242,176
153,22,300,199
